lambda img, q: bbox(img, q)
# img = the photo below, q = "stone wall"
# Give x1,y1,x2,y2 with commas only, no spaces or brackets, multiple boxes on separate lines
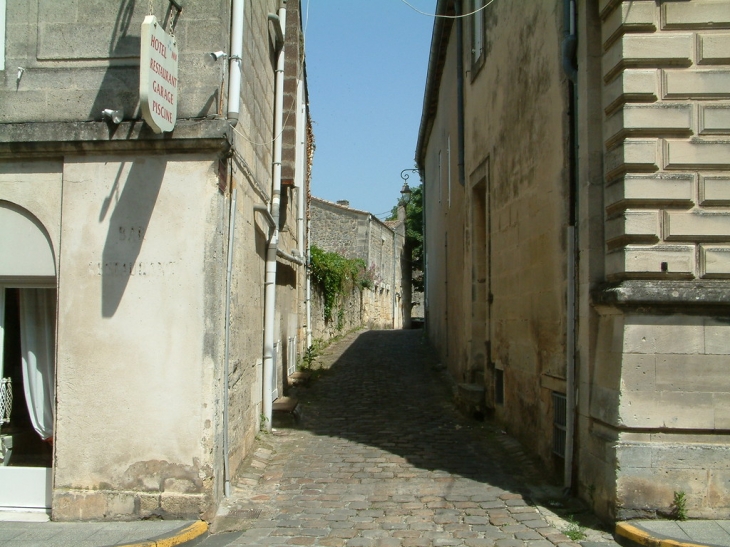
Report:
600,0,730,280
417,0,730,522
1,0,230,123
419,0,569,464
579,0,730,520
309,197,410,341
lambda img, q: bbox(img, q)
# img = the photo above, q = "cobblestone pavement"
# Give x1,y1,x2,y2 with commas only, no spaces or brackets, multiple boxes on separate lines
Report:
206,329,618,547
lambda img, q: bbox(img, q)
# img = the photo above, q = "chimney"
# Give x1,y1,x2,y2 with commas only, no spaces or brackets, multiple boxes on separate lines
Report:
336,200,350,208
397,205,406,222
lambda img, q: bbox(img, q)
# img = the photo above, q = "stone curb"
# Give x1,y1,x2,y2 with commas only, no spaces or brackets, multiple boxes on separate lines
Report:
114,520,208,547
616,522,710,547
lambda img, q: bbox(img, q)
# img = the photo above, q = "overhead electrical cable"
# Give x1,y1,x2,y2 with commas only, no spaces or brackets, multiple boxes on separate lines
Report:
399,0,497,18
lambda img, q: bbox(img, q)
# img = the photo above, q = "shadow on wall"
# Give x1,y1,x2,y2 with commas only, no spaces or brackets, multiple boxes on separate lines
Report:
99,159,166,317
89,0,216,124
89,0,141,124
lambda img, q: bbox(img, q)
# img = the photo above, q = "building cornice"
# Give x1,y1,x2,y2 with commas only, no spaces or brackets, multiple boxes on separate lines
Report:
592,280,730,316
0,118,231,159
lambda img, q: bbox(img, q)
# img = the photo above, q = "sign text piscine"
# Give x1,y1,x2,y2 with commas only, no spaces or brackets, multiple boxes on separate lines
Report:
140,16,178,133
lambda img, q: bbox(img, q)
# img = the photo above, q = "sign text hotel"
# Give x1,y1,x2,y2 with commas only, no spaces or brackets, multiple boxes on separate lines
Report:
140,16,178,133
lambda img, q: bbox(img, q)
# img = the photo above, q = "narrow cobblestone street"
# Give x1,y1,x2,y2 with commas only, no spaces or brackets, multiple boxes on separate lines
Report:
206,329,618,547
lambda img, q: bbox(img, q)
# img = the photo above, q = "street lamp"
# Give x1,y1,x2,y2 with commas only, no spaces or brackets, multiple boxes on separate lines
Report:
400,169,418,205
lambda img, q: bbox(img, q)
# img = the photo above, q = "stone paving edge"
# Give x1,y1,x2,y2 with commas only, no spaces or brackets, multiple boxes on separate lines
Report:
115,520,208,547
616,522,712,547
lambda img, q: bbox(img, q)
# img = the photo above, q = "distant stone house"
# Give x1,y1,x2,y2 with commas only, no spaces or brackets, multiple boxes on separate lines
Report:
0,0,310,521
309,197,411,336
417,0,730,521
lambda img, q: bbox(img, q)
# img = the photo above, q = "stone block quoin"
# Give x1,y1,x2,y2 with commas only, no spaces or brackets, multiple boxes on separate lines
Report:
600,0,730,281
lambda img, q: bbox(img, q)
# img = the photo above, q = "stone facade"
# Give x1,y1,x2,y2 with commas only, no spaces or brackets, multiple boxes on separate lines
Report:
0,0,310,521
309,197,411,340
589,0,730,520
417,0,730,522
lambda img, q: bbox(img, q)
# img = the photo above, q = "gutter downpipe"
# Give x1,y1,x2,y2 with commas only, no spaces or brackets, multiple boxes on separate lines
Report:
227,0,244,124
222,0,245,498
295,79,306,258
278,248,304,266
262,4,286,433
294,79,312,348
455,0,466,187
306,228,312,348
562,0,578,494
223,186,237,498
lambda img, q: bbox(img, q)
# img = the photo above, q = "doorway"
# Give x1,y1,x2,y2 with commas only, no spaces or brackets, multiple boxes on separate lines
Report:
0,287,55,511
0,201,56,512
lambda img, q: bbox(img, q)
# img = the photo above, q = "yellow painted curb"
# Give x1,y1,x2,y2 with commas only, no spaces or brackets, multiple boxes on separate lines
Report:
118,520,209,547
616,522,709,547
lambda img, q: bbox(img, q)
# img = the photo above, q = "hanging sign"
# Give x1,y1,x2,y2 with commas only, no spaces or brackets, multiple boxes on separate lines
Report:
140,15,178,133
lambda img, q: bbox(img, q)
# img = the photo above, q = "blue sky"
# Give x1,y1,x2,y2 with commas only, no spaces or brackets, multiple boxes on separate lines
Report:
303,1,435,218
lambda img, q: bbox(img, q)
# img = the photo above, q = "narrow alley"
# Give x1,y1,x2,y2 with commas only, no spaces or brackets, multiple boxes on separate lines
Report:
205,329,618,547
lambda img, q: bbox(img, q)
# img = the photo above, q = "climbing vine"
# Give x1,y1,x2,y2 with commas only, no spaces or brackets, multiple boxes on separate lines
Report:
309,245,372,324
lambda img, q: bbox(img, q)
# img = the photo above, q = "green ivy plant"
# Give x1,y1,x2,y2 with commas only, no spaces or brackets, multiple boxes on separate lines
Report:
309,245,372,324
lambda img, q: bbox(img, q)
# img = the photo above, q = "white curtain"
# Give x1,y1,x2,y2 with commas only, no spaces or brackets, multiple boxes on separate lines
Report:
19,289,56,441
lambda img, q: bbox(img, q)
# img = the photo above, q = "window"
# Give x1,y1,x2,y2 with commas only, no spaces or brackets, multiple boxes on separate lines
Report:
471,0,486,73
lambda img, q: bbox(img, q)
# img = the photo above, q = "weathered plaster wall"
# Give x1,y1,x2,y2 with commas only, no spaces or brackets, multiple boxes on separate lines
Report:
47,155,223,520
422,25,464,376
468,0,567,463
0,162,63,262
422,0,568,462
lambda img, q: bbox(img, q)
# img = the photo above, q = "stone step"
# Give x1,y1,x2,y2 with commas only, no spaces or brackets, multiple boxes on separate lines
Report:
272,396,301,428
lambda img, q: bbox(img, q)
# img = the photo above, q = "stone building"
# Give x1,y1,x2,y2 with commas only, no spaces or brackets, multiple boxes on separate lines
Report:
0,0,311,521
309,197,411,336
417,0,730,521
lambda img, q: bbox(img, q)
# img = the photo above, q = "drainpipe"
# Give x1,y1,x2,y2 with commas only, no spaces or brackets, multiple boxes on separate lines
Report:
222,186,237,497
455,0,466,187
295,80,306,257
422,174,428,328
562,0,578,494
305,217,312,350
294,78,310,348
227,0,244,124
306,238,312,348
277,248,304,266
262,3,286,433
